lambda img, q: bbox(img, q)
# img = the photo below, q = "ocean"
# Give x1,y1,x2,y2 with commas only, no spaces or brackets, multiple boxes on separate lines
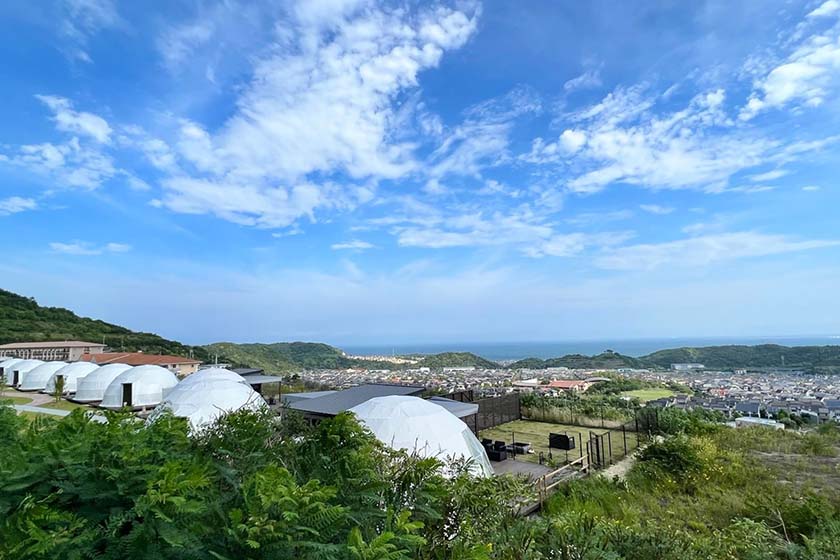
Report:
342,336,840,362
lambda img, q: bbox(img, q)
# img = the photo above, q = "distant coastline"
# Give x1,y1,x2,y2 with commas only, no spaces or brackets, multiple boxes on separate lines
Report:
342,336,840,362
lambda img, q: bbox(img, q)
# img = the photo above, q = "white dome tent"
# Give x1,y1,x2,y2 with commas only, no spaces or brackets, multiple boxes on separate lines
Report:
349,396,494,477
100,365,179,410
6,359,44,387
73,364,133,403
178,367,247,386
44,362,101,395
0,358,24,381
18,361,68,392
147,378,267,431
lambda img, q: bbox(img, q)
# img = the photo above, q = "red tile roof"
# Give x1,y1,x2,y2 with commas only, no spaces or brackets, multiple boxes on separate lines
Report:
80,352,201,366
547,379,588,389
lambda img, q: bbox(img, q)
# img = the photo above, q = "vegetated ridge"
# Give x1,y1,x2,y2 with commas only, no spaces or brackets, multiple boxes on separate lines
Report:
5,288,840,373
0,288,211,362
416,351,499,369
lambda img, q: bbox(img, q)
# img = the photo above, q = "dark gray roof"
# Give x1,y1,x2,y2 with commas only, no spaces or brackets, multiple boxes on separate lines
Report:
242,374,285,385
282,390,338,405
233,367,264,375
428,396,479,418
735,402,761,413
289,383,425,416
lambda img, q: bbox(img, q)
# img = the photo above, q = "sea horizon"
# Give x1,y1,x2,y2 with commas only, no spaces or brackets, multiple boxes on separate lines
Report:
341,335,840,362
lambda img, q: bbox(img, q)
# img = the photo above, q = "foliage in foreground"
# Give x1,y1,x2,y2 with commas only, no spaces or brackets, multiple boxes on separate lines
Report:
0,405,532,559
2,404,839,559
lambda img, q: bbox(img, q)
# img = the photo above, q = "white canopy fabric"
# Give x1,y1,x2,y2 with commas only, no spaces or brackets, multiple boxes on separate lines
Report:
44,362,101,394
73,364,133,403
0,358,24,380
147,378,266,431
178,367,247,386
6,359,44,386
18,361,68,391
349,395,493,477
100,365,179,410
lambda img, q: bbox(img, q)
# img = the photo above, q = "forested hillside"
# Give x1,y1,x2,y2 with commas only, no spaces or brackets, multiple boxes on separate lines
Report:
509,350,644,370
203,341,376,371
417,352,499,369
642,344,840,370
0,289,210,361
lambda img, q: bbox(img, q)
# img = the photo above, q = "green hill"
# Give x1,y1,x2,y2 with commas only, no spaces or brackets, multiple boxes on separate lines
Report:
0,288,210,361
416,352,499,369
203,341,366,372
509,350,644,370
641,344,840,371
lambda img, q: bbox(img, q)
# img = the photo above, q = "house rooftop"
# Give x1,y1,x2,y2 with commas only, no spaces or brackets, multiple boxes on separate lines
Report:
0,340,105,349
81,352,201,366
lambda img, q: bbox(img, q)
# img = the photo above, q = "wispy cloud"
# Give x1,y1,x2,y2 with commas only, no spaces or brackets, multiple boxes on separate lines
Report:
740,2,840,120
36,95,112,143
596,231,840,270
331,240,375,251
0,197,37,216
564,67,602,92
58,0,123,63
639,204,674,215
50,241,132,255
154,2,480,228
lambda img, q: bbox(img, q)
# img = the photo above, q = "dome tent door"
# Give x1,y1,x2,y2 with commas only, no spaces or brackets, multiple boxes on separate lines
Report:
121,383,133,407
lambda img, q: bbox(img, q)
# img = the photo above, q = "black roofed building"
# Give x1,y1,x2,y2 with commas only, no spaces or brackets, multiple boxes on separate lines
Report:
284,383,426,421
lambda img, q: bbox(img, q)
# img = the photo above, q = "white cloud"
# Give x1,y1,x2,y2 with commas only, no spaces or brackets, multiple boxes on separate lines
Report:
564,68,602,92
596,231,840,270
808,0,840,18
331,240,375,250
0,197,37,216
157,20,215,71
520,129,586,164
36,95,112,143
155,1,480,227
749,169,788,182
390,205,630,259
639,204,674,215
4,138,116,189
50,240,132,255
431,86,541,177
802,185,821,191
59,0,122,62
740,11,840,120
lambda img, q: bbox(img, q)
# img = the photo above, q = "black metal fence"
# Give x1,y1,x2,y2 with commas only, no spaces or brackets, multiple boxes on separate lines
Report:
472,393,522,432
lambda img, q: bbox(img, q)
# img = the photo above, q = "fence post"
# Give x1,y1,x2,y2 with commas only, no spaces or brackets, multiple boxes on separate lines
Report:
578,433,583,460
607,431,613,464
622,425,627,455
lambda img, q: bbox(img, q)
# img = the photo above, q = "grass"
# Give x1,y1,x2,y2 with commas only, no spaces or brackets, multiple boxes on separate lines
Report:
479,419,639,466
620,388,676,402
0,394,34,405
40,399,88,411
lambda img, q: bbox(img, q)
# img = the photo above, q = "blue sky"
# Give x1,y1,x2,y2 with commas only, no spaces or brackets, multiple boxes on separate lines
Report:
1,0,839,346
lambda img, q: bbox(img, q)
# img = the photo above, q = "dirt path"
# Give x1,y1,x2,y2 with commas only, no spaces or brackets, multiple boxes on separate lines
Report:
598,436,660,480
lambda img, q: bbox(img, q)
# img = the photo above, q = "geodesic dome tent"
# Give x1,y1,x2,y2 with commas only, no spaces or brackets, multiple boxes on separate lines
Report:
0,358,24,381
5,359,44,387
147,378,267,431
100,365,179,410
178,367,247,386
18,361,67,391
349,395,494,477
73,364,133,403
44,362,101,395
